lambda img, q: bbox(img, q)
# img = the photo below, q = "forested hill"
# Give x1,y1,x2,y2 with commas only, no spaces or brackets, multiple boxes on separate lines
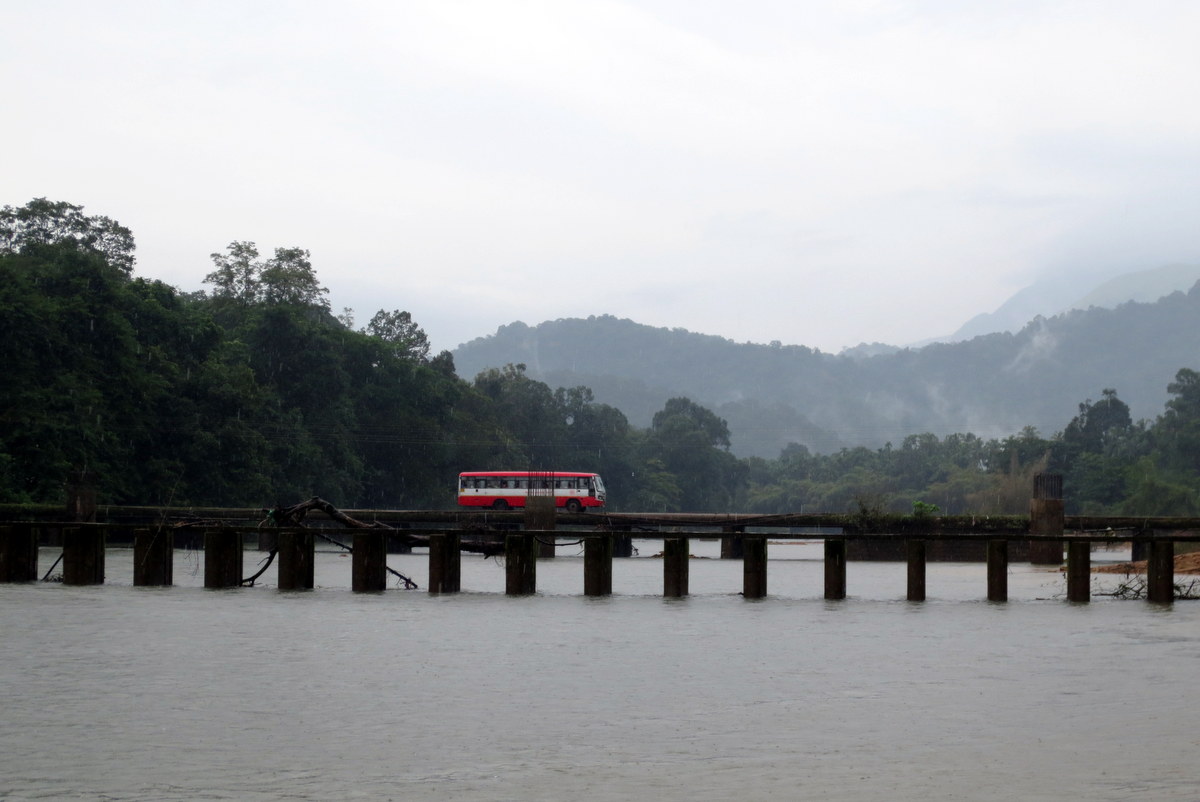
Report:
453,286,1200,458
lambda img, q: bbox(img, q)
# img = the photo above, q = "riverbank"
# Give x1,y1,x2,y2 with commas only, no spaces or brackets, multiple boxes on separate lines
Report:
1095,550,1200,574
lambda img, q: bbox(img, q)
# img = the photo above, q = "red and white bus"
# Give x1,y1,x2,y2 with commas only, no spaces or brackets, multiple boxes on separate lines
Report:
457,471,607,512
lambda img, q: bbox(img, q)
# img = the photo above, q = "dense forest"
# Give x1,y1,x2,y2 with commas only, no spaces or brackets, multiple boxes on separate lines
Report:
2,199,1198,516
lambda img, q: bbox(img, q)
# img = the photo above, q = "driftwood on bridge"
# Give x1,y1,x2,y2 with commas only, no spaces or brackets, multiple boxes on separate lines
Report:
267,497,509,558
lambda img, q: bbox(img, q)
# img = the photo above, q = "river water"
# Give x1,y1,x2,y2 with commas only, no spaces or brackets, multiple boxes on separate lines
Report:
2,541,1198,801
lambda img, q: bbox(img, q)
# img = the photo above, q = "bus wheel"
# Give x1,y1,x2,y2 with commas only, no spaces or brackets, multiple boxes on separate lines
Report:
492,499,509,510
566,499,582,513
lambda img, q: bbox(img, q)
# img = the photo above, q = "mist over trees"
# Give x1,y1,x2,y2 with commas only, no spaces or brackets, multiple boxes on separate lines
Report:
453,302,1200,459
2,198,1197,516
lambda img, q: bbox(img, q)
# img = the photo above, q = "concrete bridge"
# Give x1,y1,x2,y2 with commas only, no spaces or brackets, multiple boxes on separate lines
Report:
2,475,1197,603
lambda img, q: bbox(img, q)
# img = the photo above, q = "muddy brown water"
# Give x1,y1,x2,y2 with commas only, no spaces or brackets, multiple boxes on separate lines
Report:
2,543,1196,801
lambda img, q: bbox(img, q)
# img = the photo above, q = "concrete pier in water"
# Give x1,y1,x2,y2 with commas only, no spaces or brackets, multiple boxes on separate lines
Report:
352,532,387,592
0,525,39,582
663,538,688,598
133,528,173,586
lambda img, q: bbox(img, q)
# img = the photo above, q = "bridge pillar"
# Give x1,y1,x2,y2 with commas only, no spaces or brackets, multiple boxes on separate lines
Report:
277,529,315,590
1066,540,1090,602
506,533,538,595
1029,473,1064,565
352,531,387,592
133,527,173,586
611,524,634,558
0,525,39,582
743,536,767,598
204,528,242,589
65,471,97,524
584,535,613,596
987,540,1008,601
824,538,846,599
63,526,105,585
1147,538,1174,604
721,525,744,559
906,540,926,601
428,533,461,593
526,495,556,558
663,538,689,597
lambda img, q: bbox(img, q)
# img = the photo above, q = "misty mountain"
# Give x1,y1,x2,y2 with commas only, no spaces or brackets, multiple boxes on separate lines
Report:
938,263,1200,344
453,282,1200,458
1068,263,1200,310
942,275,1087,343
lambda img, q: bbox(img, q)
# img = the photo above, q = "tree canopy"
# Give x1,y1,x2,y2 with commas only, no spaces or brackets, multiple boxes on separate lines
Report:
0,198,136,274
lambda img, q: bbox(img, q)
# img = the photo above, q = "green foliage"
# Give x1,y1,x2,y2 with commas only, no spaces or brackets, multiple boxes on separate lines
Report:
0,198,136,274
640,398,744,511
911,500,940,517
1119,458,1199,516
204,241,329,311
1156,368,1200,475
0,202,474,507
366,309,430,362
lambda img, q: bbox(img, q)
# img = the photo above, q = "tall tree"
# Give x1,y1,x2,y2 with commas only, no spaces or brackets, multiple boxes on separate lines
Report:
643,397,743,511
366,309,430,362
259,247,329,308
204,240,261,305
0,198,136,275
1157,368,1200,476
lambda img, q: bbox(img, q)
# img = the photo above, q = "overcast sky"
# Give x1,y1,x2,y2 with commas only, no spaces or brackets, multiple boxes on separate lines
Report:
5,0,1199,354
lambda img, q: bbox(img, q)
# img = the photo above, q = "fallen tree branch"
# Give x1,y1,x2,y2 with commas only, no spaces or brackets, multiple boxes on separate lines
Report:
241,549,277,587
265,498,419,589
268,497,512,558
41,552,63,582
1095,571,1200,600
